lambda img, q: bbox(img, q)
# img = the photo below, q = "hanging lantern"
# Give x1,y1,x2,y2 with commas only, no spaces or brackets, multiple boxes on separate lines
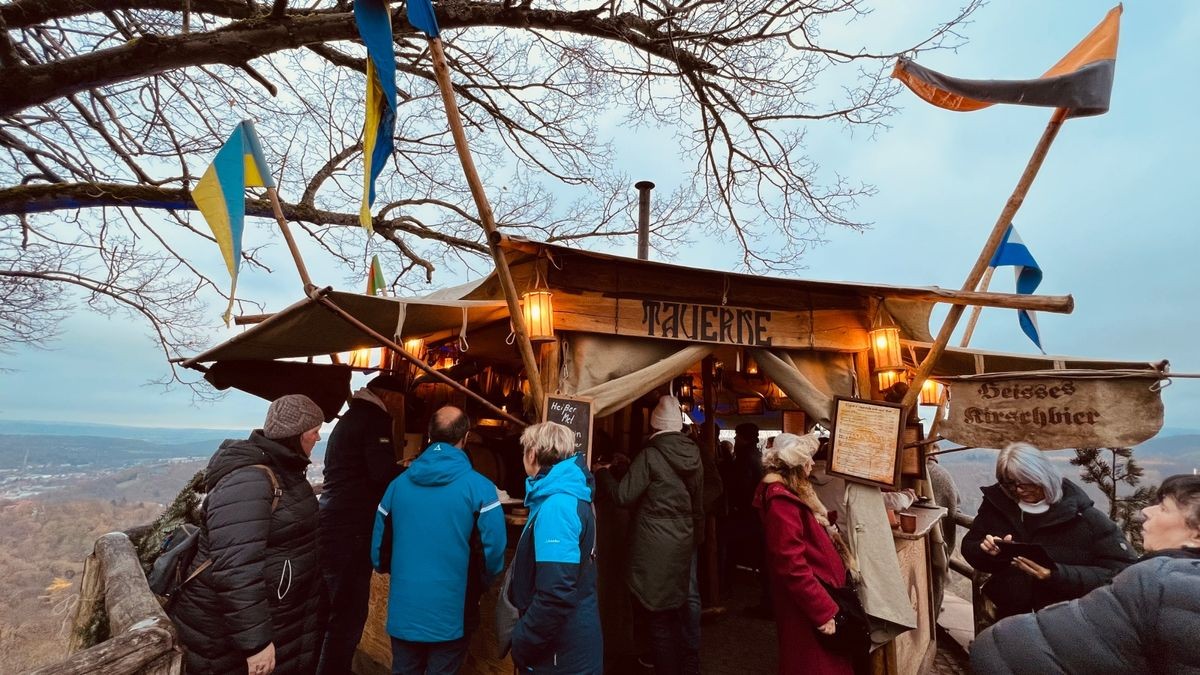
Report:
876,369,905,392
919,379,945,406
870,325,903,371
348,346,381,369
676,375,694,400
403,338,426,362
521,290,555,341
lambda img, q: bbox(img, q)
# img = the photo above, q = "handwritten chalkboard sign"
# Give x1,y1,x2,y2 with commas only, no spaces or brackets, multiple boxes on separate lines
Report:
544,394,594,465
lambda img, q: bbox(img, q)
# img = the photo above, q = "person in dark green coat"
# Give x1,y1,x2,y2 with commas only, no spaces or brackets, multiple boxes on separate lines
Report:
595,395,702,675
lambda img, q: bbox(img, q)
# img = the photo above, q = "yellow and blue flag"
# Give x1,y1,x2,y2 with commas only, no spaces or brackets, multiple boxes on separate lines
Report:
355,0,400,231
191,120,274,323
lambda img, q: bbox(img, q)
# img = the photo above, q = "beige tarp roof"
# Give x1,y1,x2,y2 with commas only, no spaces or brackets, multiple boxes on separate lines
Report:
185,290,508,364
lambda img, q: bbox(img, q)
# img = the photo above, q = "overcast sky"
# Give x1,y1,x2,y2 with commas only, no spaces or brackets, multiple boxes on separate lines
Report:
3,1,1198,431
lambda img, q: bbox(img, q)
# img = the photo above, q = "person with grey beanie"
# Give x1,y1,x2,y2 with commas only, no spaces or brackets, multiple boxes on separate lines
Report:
595,394,703,675
170,394,326,675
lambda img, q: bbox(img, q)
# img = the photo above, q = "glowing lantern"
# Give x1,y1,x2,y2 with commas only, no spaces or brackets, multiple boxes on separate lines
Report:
919,379,945,406
869,325,903,372
521,290,555,341
876,369,905,392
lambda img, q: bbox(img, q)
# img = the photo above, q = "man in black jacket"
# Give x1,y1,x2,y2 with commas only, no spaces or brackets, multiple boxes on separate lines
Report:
316,375,406,675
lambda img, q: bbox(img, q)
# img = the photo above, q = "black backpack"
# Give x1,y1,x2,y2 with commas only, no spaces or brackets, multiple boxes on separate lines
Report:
148,464,281,604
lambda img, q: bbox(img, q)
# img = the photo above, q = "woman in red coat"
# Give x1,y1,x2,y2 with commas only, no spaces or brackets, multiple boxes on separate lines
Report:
754,432,857,675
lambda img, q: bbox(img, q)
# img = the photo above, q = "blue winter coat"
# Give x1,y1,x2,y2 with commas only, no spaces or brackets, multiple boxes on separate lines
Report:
371,442,507,642
510,457,602,674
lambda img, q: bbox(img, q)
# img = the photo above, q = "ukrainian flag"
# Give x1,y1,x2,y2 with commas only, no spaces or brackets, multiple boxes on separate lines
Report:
355,0,399,232
191,120,274,323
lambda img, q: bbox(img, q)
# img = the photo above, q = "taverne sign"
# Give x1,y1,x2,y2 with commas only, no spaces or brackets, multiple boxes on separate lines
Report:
550,294,870,351
641,300,772,346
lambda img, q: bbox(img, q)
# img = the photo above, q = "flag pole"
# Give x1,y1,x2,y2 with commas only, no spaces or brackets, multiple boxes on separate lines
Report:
901,107,1069,412
424,36,546,415
958,266,995,348
265,186,314,290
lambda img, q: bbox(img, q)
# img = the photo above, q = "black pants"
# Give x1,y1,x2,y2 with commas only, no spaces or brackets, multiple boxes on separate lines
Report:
317,534,374,675
636,600,689,675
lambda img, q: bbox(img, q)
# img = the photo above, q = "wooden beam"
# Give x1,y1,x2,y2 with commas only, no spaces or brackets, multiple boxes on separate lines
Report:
553,294,870,351
902,108,1071,412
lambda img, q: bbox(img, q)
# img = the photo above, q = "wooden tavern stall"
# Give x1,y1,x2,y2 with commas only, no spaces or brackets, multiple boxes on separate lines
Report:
182,237,1168,675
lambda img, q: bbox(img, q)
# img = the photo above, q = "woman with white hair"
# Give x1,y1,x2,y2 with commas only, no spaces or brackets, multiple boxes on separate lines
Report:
962,442,1135,620
507,421,602,674
754,432,860,675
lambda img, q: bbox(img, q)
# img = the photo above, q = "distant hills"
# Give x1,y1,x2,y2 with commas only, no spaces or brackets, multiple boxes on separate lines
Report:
0,419,328,470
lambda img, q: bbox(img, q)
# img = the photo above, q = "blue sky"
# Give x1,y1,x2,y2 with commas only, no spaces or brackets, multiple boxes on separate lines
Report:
2,1,1198,430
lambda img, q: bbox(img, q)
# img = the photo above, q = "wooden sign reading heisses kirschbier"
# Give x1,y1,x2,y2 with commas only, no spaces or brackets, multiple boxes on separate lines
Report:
641,300,772,346
940,374,1164,450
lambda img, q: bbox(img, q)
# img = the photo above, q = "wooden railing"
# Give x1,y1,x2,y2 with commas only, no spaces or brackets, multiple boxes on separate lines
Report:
943,511,993,635
30,532,181,675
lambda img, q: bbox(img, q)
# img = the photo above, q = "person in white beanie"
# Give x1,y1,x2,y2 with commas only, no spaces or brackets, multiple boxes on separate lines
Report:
595,394,703,675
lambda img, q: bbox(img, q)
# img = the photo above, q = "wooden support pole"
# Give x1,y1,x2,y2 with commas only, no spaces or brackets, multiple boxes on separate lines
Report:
265,187,313,289
901,108,1070,412
958,266,996,348
700,356,721,606
426,37,545,415
309,287,526,427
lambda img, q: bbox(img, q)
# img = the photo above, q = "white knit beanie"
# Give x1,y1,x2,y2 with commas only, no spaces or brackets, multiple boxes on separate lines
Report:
650,395,683,432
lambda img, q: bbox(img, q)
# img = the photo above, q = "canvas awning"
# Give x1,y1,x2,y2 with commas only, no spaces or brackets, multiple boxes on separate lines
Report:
184,289,509,364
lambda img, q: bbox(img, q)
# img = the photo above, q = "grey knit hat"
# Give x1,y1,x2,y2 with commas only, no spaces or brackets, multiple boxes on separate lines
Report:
263,394,324,439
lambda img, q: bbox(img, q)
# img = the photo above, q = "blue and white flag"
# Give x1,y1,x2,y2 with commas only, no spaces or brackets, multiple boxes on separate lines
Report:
990,224,1044,352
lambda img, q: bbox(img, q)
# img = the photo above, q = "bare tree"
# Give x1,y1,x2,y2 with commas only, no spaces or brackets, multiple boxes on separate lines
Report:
0,0,980,372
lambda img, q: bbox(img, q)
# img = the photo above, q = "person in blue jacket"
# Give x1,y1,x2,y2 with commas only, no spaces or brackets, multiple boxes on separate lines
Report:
509,421,602,674
371,406,506,675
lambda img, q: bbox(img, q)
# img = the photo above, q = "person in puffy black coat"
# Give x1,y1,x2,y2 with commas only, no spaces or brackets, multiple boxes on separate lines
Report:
962,442,1135,619
317,375,404,675
171,394,325,675
971,474,1200,674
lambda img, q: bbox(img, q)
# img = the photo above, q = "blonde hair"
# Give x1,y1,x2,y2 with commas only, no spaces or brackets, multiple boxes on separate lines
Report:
520,421,577,467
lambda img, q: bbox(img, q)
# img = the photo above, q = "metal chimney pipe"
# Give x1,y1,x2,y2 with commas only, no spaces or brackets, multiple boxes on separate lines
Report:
635,180,655,260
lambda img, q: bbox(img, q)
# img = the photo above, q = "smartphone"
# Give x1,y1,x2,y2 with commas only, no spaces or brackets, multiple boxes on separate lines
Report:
996,541,1057,570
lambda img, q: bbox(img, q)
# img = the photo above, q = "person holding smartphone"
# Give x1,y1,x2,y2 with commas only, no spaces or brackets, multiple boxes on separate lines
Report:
962,442,1136,620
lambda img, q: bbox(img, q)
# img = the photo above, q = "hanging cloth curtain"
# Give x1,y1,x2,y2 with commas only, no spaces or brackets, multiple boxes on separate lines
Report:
562,333,715,418
747,348,856,426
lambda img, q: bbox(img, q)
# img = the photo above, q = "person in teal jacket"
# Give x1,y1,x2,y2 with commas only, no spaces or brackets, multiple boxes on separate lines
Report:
371,406,506,674
508,421,602,674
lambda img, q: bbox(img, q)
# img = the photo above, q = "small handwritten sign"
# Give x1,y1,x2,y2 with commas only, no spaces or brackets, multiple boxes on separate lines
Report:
544,394,594,465
939,375,1164,450
828,397,904,489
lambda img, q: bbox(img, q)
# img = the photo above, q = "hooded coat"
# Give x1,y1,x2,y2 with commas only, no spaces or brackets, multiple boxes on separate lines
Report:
595,431,702,611
170,432,322,675
510,457,602,674
961,478,1135,618
371,441,507,642
970,548,1200,674
754,479,853,675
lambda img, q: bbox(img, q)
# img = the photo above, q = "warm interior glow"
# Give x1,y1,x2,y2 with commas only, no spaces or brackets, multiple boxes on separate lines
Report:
521,290,555,341
348,347,381,369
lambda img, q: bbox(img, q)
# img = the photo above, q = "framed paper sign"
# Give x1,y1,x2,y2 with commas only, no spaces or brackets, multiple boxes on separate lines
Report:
828,396,904,489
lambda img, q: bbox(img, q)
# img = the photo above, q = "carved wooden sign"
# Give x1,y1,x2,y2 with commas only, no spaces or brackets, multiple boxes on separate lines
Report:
551,294,869,351
939,375,1164,450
